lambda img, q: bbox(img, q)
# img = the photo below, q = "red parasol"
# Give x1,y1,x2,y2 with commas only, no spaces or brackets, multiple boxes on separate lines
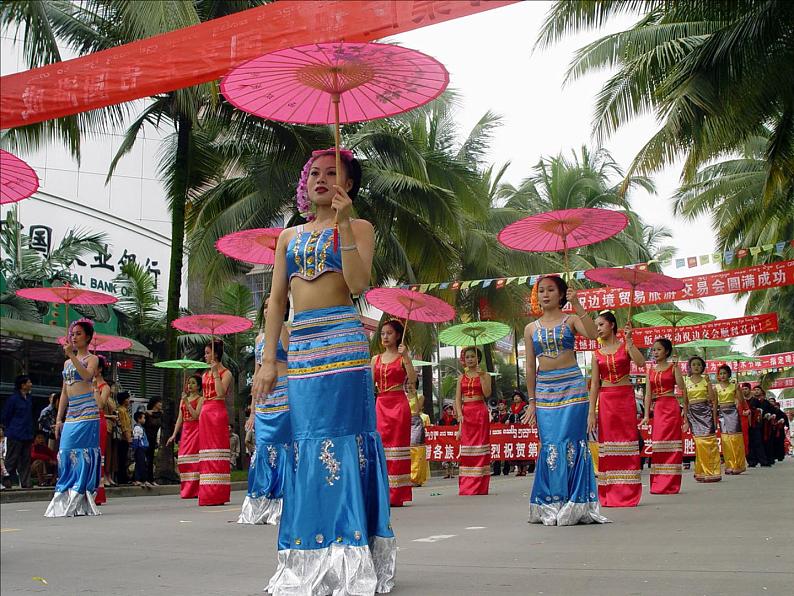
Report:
215,228,283,265
364,287,455,341
221,41,449,248
16,283,118,331
585,267,685,318
1,149,39,205
497,208,629,277
58,333,133,353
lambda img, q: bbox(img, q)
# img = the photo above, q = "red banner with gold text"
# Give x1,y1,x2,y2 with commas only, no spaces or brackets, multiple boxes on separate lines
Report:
575,313,778,351
629,351,794,376
0,0,517,128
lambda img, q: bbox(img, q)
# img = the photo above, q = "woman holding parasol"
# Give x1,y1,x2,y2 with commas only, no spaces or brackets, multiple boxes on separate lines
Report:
454,346,492,496
253,149,395,594
587,311,645,507
238,297,291,524
166,374,203,498
522,275,609,526
45,319,104,517
372,319,415,507
200,339,233,506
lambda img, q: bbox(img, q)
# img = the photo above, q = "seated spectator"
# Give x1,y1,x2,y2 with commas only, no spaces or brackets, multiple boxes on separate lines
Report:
38,393,59,450
438,402,458,479
491,400,511,476
229,424,241,470
30,431,57,486
508,390,531,476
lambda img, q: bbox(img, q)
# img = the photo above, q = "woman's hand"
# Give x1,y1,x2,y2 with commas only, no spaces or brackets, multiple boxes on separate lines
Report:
331,184,354,222
55,420,63,440
681,419,690,433
638,416,650,429
166,435,175,446
252,361,277,398
398,343,411,361
245,411,255,433
567,288,582,311
587,410,597,434
521,402,536,426
62,342,76,359
624,324,634,344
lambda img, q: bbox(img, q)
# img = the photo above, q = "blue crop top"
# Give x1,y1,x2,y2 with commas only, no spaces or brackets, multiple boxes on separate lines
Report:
285,225,343,282
254,335,287,365
62,357,90,384
531,316,576,358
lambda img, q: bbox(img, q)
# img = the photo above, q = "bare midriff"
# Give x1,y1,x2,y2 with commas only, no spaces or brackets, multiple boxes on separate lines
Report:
536,351,578,372
67,380,94,399
291,272,354,313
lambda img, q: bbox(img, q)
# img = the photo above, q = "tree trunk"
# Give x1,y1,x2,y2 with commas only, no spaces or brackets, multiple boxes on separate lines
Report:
157,114,192,483
421,364,435,421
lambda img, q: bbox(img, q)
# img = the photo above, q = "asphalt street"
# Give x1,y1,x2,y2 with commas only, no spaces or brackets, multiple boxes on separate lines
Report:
1,460,792,596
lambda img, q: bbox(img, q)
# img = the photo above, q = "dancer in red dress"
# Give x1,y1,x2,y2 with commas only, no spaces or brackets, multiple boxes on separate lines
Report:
167,374,203,498
372,320,415,506
738,382,752,456
588,313,645,507
199,339,232,506
639,338,689,495
93,356,112,505
455,347,492,496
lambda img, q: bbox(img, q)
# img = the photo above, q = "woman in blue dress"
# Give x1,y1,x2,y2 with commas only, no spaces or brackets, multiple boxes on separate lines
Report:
239,297,291,525
253,148,395,594
46,319,105,517
522,276,609,526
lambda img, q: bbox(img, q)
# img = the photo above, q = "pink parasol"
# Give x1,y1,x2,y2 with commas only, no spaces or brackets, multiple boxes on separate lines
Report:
215,228,283,265
171,313,253,336
1,149,39,205
585,267,685,318
58,333,133,353
221,42,449,248
365,287,454,341
16,283,118,331
497,208,629,276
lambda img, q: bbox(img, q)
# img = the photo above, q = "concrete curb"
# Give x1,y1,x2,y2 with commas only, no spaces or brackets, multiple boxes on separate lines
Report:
0,481,250,504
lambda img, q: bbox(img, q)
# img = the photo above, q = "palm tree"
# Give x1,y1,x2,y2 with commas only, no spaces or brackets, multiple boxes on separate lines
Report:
113,261,166,353
0,210,107,320
537,0,794,203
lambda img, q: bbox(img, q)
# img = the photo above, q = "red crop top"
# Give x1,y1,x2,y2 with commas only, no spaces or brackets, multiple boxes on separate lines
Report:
461,373,484,398
374,354,406,393
650,365,676,397
595,342,630,384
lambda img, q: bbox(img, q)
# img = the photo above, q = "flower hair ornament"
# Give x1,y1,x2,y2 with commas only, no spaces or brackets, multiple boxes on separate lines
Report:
68,317,94,337
296,148,355,221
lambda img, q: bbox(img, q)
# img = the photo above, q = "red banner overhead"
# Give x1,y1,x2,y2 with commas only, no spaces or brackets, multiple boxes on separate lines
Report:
628,352,794,376
567,260,793,313
0,0,517,128
769,377,794,390
575,313,779,351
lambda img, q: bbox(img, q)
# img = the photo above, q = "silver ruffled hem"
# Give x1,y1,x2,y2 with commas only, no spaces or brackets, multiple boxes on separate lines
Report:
238,495,282,525
266,536,397,595
529,501,610,526
44,489,100,518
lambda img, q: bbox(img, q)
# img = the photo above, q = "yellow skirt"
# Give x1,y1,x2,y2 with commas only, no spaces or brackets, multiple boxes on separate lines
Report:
589,440,599,475
694,435,722,482
410,446,430,486
721,433,746,475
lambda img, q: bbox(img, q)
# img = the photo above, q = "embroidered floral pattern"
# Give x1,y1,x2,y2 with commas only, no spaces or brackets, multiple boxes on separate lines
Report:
249,449,257,466
293,441,300,469
356,434,367,473
567,442,576,468
267,445,278,469
319,439,341,485
547,444,558,471
69,450,78,466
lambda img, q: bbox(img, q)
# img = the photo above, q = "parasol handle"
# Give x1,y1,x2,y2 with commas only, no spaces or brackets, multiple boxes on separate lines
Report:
562,234,574,287
332,92,342,252
628,282,636,321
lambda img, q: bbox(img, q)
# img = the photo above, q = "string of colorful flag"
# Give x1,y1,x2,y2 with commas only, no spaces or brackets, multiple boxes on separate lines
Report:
396,239,793,293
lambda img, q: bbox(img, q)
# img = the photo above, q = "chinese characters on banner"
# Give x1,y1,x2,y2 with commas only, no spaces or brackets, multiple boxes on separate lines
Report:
575,313,778,351
426,424,702,460
566,260,793,313
769,377,794,390
629,351,794,376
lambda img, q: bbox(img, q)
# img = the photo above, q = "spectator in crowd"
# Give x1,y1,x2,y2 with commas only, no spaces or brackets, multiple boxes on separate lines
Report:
438,401,458,479
229,424,241,470
491,400,511,476
38,393,59,450
30,431,57,486
0,424,8,489
768,398,789,462
132,411,150,487
143,396,162,486
2,374,34,488
508,390,532,476
116,392,133,484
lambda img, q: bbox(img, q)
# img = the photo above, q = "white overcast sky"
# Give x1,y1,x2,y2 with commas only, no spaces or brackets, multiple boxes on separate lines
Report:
394,1,752,354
